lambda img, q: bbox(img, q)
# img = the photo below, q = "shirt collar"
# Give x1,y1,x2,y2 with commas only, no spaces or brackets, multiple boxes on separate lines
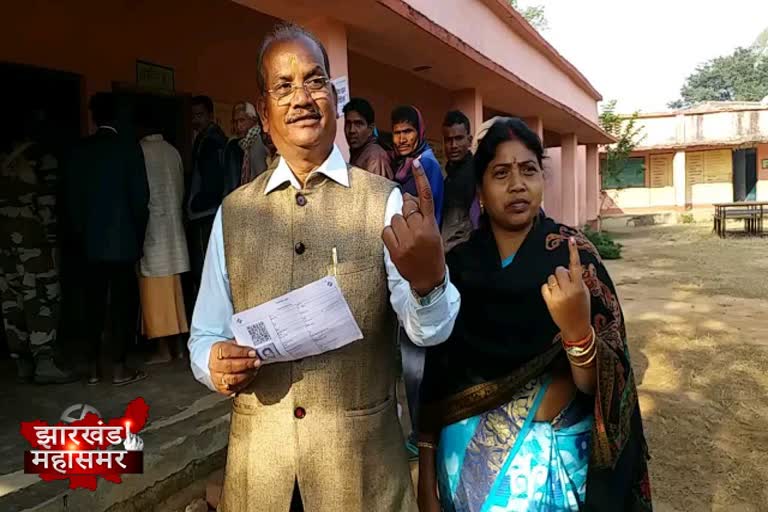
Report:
142,134,163,142
264,144,349,194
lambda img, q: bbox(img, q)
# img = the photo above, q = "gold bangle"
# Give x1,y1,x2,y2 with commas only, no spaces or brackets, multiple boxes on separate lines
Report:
569,348,597,367
566,339,595,357
417,441,436,450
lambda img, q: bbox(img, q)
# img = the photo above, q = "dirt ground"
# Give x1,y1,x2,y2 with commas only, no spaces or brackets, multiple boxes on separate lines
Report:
604,224,768,511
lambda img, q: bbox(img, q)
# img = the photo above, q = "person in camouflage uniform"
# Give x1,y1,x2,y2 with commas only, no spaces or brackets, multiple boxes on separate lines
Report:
0,119,75,384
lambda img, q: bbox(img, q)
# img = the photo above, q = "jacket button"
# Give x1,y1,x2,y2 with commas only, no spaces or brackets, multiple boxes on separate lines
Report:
294,242,305,255
295,193,307,207
294,407,306,419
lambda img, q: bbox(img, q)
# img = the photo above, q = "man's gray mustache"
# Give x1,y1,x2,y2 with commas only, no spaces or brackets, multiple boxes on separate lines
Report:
287,112,322,124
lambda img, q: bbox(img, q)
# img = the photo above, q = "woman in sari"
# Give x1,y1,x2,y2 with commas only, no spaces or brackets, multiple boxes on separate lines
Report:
417,118,652,512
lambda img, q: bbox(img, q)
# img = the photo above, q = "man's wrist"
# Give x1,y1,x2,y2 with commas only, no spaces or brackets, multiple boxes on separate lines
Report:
411,274,447,305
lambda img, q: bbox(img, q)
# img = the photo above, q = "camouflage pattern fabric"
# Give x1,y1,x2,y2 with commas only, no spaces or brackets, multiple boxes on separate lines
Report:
0,142,60,357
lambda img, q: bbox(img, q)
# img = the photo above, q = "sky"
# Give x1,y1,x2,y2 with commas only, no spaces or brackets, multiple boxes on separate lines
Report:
532,0,768,113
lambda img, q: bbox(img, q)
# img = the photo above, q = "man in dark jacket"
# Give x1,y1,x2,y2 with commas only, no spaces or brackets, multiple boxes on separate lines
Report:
60,93,149,385
441,110,480,251
186,95,227,293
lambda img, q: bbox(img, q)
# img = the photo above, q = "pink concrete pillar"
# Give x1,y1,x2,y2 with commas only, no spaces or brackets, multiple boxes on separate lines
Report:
561,134,578,227
585,144,599,222
523,117,544,142
577,146,587,226
303,17,349,159
450,89,483,138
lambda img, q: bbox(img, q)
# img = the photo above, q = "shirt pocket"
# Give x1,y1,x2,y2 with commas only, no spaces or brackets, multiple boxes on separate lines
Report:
342,392,395,417
326,255,385,333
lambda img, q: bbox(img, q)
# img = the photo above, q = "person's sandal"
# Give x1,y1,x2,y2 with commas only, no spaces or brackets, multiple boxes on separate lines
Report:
112,369,147,386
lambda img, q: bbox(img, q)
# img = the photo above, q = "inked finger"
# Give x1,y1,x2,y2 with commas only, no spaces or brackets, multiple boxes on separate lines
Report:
412,164,435,218
568,236,583,281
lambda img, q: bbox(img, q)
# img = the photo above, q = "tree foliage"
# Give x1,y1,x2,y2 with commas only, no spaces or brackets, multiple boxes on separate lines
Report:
507,0,548,31
599,100,645,190
669,45,768,109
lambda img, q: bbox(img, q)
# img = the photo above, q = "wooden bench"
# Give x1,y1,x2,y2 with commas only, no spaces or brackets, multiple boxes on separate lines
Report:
713,202,767,238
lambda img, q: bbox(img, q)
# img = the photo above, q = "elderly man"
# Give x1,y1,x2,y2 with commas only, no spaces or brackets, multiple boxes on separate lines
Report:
223,102,269,194
188,23,459,512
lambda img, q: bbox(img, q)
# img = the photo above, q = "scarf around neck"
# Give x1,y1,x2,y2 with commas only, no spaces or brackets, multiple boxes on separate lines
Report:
239,125,261,152
392,106,429,184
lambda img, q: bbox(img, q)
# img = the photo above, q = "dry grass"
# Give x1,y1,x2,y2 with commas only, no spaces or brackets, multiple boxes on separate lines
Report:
604,225,768,511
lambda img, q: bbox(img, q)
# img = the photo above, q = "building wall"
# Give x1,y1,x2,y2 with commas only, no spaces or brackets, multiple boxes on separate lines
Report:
603,148,735,213
401,0,599,123
632,108,768,150
1,0,277,132
347,51,452,155
635,116,678,148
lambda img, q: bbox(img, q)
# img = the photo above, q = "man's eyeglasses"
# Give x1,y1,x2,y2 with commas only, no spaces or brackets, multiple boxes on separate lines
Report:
266,77,331,105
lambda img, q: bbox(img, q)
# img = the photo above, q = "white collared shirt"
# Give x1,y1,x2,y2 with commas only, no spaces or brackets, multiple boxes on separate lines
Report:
188,145,461,391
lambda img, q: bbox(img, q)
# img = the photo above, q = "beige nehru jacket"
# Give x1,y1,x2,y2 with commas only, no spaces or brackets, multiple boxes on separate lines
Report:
218,166,417,512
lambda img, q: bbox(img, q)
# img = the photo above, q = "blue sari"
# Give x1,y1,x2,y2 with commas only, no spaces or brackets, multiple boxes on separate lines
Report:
435,255,594,512
436,375,593,512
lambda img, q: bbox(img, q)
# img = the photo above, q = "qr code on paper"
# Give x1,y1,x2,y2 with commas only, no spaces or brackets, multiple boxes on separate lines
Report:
246,321,271,345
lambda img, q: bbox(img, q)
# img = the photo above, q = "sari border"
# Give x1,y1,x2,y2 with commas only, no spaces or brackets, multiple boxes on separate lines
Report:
421,344,563,432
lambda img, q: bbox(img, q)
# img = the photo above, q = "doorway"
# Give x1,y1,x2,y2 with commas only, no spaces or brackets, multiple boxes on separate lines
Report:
0,62,82,160
733,148,758,202
109,86,192,167
0,62,82,358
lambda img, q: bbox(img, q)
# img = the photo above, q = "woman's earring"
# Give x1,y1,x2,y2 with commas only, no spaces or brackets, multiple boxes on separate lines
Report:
479,201,485,214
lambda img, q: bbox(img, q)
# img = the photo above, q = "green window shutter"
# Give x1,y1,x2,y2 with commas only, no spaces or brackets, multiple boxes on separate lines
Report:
601,157,645,189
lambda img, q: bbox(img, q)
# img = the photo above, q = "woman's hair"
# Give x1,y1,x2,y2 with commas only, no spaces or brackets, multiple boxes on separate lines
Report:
473,117,545,184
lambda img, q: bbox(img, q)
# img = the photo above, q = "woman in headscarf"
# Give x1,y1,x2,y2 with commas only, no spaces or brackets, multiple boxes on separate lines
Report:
416,118,652,512
391,105,444,224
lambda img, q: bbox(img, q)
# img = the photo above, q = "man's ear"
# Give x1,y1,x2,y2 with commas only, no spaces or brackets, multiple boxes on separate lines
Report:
256,96,269,134
468,134,473,145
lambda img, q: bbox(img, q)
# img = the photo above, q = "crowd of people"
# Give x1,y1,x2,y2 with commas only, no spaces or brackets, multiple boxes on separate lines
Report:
0,92,275,385
0,20,652,512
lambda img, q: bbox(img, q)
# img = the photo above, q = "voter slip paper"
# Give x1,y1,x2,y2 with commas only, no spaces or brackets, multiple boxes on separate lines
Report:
230,276,363,363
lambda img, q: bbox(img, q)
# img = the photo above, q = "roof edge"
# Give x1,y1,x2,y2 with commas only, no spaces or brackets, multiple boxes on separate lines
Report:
479,0,603,101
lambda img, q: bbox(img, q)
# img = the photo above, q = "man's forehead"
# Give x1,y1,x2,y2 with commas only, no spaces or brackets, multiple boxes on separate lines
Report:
444,124,468,136
264,37,326,76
